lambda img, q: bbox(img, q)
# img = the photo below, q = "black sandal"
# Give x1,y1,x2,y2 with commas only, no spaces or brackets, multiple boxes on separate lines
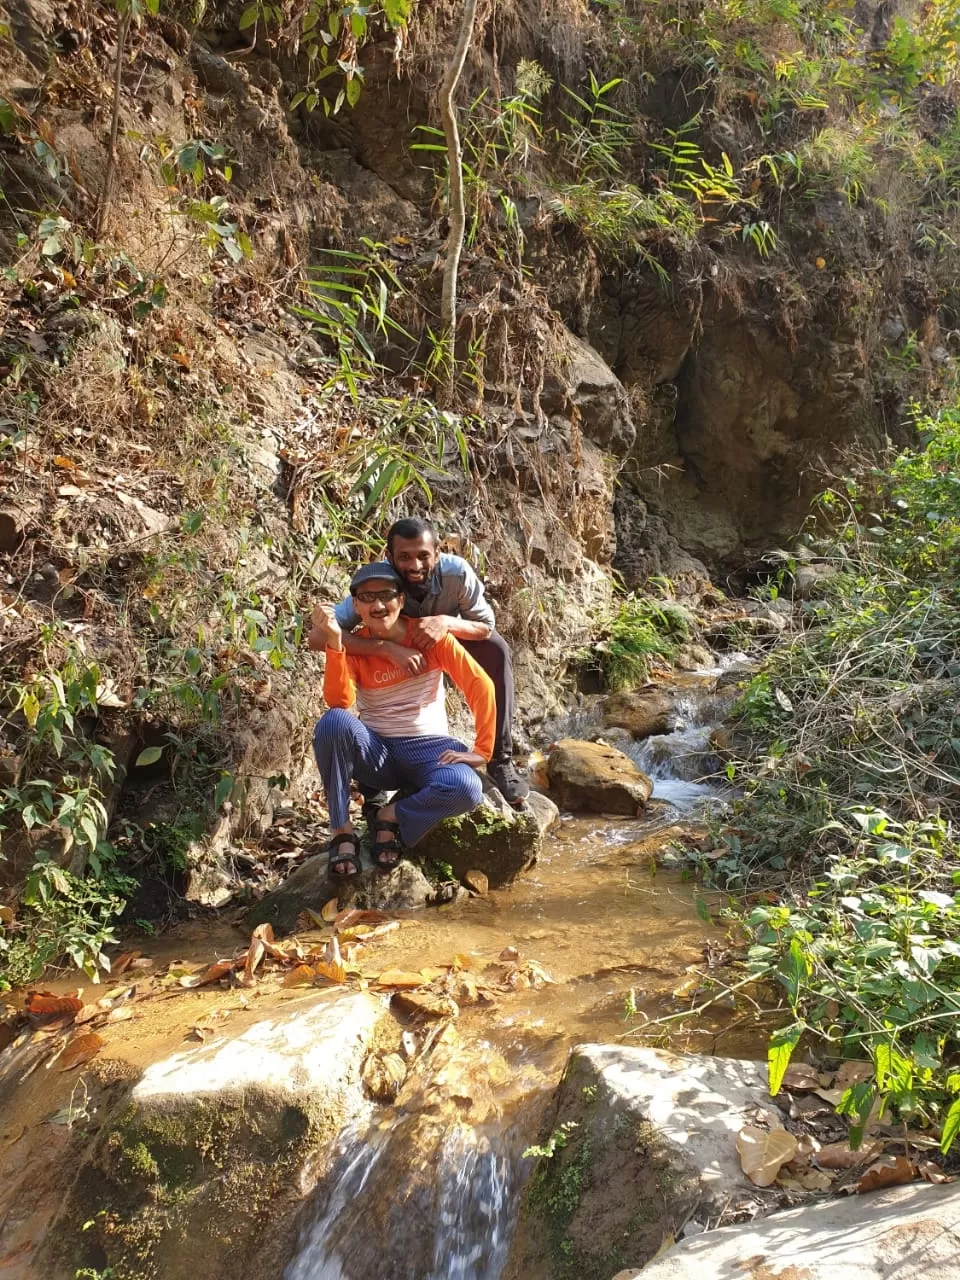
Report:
371,818,404,872
327,831,362,879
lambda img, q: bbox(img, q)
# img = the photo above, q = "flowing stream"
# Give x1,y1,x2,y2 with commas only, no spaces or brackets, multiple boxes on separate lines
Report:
284,668,752,1280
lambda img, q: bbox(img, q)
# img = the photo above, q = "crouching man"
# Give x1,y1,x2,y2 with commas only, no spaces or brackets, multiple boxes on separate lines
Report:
308,562,496,879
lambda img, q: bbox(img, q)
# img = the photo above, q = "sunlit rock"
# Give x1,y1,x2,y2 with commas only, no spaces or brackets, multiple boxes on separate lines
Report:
623,1183,960,1280
546,738,653,813
39,992,385,1280
506,1046,773,1280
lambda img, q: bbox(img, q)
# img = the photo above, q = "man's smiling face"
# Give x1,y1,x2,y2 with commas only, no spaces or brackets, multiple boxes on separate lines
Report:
388,531,439,592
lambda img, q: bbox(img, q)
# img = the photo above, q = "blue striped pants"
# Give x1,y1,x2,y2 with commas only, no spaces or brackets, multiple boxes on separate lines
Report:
312,708,483,847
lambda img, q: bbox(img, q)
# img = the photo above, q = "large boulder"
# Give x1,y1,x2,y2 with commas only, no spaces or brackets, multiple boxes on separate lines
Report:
629,1183,960,1280
546,739,653,813
602,688,679,740
40,992,386,1280
506,1046,773,1280
416,786,558,889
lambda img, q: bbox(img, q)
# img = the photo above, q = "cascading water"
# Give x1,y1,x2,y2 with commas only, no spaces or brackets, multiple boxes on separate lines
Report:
285,1102,530,1279
627,673,739,813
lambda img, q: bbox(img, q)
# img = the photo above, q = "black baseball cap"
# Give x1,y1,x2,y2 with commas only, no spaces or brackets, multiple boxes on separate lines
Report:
349,561,403,594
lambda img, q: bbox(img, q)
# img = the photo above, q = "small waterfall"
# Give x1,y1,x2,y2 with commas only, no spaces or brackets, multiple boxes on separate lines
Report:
625,673,735,813
285,1109,527,1280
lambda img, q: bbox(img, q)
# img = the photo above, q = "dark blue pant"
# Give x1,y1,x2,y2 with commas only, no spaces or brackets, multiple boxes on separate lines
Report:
312,708,483,847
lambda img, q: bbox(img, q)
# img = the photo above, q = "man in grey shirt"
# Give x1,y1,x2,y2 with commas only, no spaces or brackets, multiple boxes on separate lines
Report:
334,516,528,804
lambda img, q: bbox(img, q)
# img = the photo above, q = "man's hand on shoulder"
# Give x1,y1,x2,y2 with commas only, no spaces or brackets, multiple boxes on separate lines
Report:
385,642,426,675
408,615,450,651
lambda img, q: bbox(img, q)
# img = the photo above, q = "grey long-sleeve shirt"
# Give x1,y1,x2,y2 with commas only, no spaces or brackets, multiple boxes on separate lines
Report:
334,553,496,632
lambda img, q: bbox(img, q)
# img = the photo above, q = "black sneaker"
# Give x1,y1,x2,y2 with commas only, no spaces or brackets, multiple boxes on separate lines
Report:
486,760,529,806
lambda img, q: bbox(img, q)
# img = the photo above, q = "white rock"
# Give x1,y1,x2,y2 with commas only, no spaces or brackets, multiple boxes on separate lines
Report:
626,1183,960,1279
134,991,383,1101
574,1045,770,1205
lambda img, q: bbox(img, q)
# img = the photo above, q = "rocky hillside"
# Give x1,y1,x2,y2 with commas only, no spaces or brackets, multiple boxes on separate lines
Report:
1,0,959,976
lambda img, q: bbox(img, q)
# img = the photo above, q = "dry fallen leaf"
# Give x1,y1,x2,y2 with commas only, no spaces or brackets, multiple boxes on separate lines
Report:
320,898,340,923
452,953,476,971
58,1032,104,1071
0,1241,33,1267
282,965,316,988
25,993,83,1021
832,1061,873,1090
918,1159,953,1184
106,1006,133,1023
499,946,519,961
857,1154,916,1194
251,923,275,944
315,958,347,983
737,1125,799,1187
816,1140,882,1171
335,908,391,930
782,1062,821,1091
111,950,141,976
243,938,266,985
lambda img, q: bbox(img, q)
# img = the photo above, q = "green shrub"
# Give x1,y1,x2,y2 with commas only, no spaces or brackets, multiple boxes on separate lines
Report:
717,402,960,1147
583,596,691,691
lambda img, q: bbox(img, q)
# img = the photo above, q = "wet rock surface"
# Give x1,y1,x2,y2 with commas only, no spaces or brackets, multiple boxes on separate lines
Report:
627,1182,960,1280
247,854,438,932
546,738,653,813
602,688,679,739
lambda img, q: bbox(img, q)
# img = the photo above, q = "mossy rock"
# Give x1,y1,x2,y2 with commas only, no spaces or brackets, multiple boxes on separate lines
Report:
415,787,552,888
505,1047,771,1280
38,992,386,1280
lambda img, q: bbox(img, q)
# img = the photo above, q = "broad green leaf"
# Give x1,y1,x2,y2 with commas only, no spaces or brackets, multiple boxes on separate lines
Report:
214,772,234,809
135,746,164,766
941,1097,960,1154
767,1024,801,1096
383,0,411,25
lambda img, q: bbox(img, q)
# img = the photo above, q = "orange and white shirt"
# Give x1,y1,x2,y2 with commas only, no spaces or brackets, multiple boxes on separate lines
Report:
323,621,496,760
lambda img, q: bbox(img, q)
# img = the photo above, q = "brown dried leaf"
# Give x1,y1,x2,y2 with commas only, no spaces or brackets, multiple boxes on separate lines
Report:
0,1241,33,1267
832,1061,873,1090
452,953,476,971
782,1062,821,1091
0,905,15,926
58,1032,104,1071
335,908,391,930
918,1160,953,1184
25,993,83,1021
251,923,275,944
111,950,140,976
282,965,316,988
737,1125,799,1187
315,959,346,984
320,898,340,923
243,937,266,985
816,1140,882,1171
856,1155,916,1194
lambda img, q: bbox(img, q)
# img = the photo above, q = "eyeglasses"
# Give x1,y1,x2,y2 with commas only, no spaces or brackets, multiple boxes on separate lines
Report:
354,588,401,604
